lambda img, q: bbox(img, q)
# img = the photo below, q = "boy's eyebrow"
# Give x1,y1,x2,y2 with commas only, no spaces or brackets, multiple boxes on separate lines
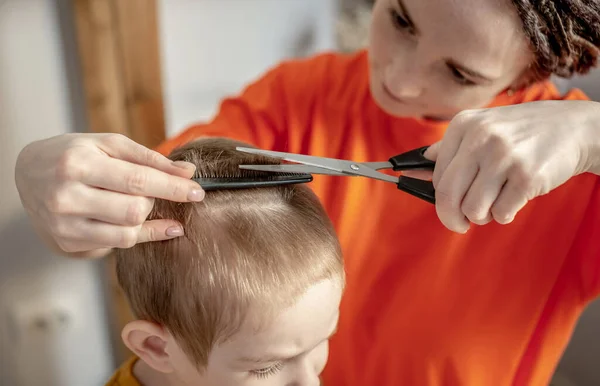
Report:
238,323,339,364
238,355,286,364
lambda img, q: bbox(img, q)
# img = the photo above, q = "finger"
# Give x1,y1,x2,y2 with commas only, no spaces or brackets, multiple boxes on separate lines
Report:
67,185,154,226
423,141,440,161
490,178,529,224
52,218,122,254
432,115,469,189
66,218,184,249
136,219,186,244
402,142,438,180
401,170,433,180
59,239,113,257
460,170,507,225
98,134,196,178
435,153,479,233
81,155,205,202
74,220,143,249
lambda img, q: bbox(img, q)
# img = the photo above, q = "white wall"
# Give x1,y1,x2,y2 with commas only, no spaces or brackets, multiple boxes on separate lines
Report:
0,1,113,385
158,0,337,137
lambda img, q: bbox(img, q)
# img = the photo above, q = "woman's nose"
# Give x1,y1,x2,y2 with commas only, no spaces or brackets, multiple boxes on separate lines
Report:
384,58,424,99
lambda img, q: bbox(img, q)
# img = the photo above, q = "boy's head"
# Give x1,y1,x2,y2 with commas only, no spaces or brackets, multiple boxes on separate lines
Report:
115,137,344,386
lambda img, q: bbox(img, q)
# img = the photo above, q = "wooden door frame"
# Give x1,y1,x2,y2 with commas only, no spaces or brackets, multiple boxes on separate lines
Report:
71,0,166,363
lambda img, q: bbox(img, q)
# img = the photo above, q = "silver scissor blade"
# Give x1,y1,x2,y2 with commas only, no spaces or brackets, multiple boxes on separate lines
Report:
360,161,394,170
239,164,349,176
236,147,398,184
236,147,353,173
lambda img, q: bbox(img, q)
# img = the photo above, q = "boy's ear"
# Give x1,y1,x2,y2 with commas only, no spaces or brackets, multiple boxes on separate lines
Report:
122,320,174,374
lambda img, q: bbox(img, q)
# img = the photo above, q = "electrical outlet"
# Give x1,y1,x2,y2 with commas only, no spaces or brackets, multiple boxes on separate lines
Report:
2,294,80,386
5,295,77,345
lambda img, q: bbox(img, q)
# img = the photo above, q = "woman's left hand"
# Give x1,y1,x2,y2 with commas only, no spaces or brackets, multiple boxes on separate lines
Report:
422,100,600,233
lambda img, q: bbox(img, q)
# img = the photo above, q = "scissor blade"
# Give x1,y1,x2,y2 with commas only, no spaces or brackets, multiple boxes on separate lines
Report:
360,161,394,170
236,147,398,184
236,147,353,173
239,164,349,176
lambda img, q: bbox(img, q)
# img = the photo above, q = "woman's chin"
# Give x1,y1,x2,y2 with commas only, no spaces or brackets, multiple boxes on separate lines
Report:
373,91,455,121
372,90,419,117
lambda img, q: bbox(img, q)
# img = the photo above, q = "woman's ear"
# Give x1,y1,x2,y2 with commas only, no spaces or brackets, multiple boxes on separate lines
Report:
121,320,175,374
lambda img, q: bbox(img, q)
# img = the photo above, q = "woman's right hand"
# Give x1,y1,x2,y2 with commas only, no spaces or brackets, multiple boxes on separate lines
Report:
14,133,205,258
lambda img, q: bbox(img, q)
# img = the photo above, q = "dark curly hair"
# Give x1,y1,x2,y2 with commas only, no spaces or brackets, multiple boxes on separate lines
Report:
511,0,600,84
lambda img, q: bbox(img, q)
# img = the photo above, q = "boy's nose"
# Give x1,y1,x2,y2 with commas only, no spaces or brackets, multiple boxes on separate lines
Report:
286,360,321,386
286,375,320,386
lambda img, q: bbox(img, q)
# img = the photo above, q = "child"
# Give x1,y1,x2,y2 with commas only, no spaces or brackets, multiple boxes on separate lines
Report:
105,137,344,386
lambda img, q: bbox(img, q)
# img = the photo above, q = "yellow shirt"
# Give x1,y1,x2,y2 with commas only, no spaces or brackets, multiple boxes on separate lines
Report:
105,357,141,386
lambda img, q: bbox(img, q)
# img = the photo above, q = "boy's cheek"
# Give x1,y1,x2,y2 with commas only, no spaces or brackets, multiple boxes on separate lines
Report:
313,340,331,375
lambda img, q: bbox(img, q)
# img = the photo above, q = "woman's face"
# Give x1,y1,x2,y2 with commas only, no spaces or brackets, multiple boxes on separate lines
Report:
368,0,534,120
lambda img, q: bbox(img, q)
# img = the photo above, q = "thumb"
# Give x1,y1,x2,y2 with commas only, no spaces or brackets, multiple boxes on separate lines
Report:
401,142,440,180
137,219,186,244
424,141,441,161
401,170,433,180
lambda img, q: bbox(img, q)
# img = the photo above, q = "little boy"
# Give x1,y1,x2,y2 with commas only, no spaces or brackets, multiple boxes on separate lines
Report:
105,137,344,386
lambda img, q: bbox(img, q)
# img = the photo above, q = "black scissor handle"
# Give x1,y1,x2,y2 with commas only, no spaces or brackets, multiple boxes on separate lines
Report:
388,146,435,171
389,146,436,204
397,176,436,204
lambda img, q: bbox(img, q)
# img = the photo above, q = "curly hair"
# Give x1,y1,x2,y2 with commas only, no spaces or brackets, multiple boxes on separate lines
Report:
511,0,600,83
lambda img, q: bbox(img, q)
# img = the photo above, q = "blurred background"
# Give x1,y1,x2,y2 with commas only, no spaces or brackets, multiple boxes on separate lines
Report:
1,0,599,385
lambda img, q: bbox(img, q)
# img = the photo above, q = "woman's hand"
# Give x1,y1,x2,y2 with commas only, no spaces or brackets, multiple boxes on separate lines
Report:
15,133,205,258
423,100,600,233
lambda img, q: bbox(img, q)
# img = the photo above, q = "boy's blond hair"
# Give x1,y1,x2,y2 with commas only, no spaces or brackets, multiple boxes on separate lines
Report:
115,137,344,367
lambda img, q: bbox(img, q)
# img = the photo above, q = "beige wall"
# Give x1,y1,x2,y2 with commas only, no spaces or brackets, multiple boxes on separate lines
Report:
0,1,113,385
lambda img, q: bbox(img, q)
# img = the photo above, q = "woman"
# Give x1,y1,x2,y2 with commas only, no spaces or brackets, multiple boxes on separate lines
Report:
14,0,600,385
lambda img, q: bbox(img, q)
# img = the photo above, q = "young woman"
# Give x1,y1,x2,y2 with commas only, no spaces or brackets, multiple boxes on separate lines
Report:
15,0,600,384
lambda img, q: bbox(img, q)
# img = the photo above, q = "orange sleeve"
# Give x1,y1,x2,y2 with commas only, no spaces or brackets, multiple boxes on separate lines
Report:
573,178,600,301
518,81,590,103
523,84,600,301
153,52,347,156
541,85,600,301
560,87,590,101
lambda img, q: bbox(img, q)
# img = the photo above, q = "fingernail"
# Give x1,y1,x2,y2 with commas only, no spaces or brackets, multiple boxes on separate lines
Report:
172,161,196,170
166,226,184,237
188,188,205,202
502,216,515,225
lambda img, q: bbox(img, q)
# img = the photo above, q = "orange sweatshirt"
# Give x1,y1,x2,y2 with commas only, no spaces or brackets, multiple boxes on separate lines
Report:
155,50,600,386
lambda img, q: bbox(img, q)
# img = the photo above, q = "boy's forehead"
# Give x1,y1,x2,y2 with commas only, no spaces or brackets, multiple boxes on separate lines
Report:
212,278,342,363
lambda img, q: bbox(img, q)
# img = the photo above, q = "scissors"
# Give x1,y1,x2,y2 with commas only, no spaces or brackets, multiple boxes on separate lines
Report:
236,146,437,204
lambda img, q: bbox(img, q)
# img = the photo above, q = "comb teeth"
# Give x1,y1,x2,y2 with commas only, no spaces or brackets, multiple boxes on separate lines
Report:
193,173,313,191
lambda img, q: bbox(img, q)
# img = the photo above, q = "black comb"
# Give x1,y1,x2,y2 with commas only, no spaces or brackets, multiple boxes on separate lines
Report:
193,173,313,191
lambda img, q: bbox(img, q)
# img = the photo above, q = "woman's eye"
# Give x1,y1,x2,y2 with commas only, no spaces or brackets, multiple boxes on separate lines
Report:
389,9,415,35
449,66,476,86
250,362,284,379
